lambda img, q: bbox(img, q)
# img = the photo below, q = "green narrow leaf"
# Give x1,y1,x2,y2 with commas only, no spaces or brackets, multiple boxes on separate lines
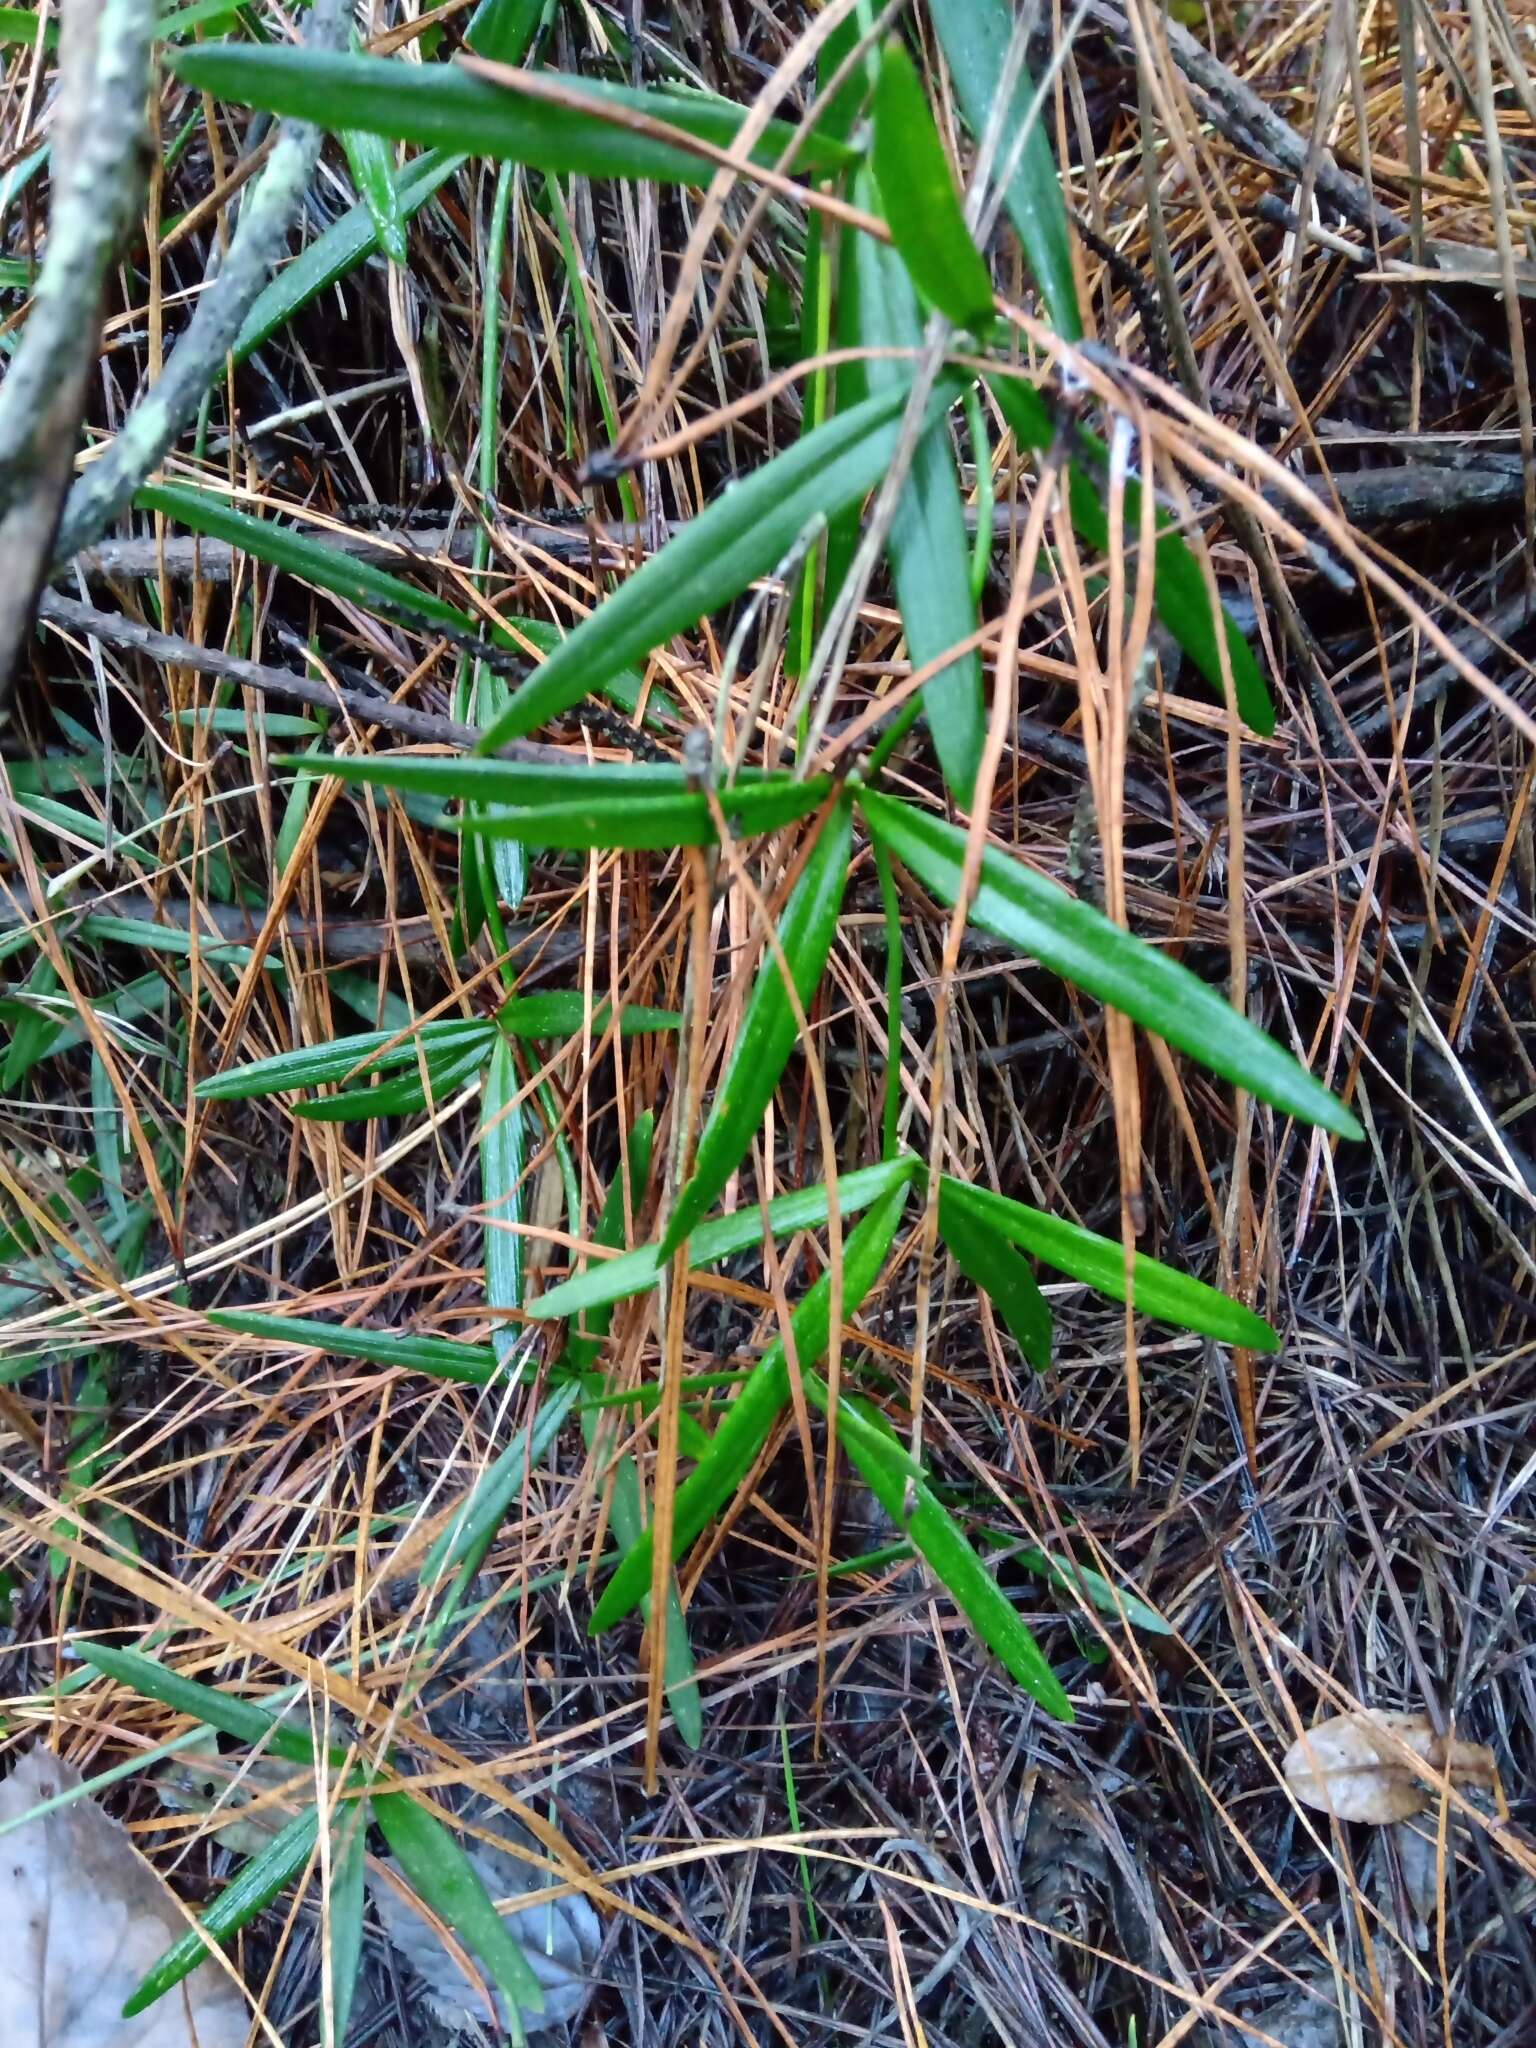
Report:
195,1019,493,1102
564,1110,655,1372
209,1309,502,1384
861,787,1358,1140
279,751,836,853
464,0,545,64
475,376,966,749
1024,1546,1171,1636
804,1380,1072,1720
340,115,408,265
939,1174,1278,1350
849,167,984,805
532,1157,917,1324
373,1790,543,2032
590,1177,911,1634
236,147,462,360
168,47,858,182
937,1182,1052,1370
481,1036,524,1344
123,1806,322,2017
324,1803,370,2048
74,1643,324,1766
567,1112,700,1739
0,8,58,47
134,482,664,723
871,39,995,332
984,373,1275,734
422,1381,582,1586
929,0,1082,341
662,793,854,1257
292,1037,489,1122
496,993,681,1039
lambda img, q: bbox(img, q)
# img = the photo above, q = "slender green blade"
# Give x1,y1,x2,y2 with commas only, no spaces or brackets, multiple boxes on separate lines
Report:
481,1036,524,1345
985,373,1275,734
236,149,461,360
590,1178,912,1634
423,1381,582,1585
495,993,680,1039
324,1803,370,2048
849,169,984,805
281,751,834,850
123,1806,322,2017
169,47,857,181
937,1182,1052,1370
476,377,966,748
0,8,58,46
939,1175,1279,1349
569,1114,701,1744
461,782,832,851
135,482,660,719
662,794,854,1256
373,1790,544,2028
291,1039,489,1122
341,119,408,265
806,1381,1072,1720
861,787,1358,1139
929,0,1081,340
464,0,545,64
209,1309,502,1384
195,1020,492,1102
531,1157,917,1323
871,39,995,332
74,1644,325,1766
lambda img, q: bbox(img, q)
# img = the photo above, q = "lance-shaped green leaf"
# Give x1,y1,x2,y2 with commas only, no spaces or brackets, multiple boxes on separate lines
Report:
209,1309,502,1385
169,46,857,182
422,1381,582,1586
73,1643,333,1767
937,1181,1052,1370
494,993,681,1039
476,376,966,749
135,482,665,721
871,39,995,333
571,1115,701,1746
124,1806,322,2017
373,1789,543,2031
804,1379,1072,1719
464,0,545,65
533,1157,916,1323
280,751,834,852
929,0,1081,340
861,787,1359,1140
324,1805,370,2048
984,373,1275,734
341,117,408,266
837,1532,1170,1634
590,1178,911,1633
939,1175,1277,1349
237,148,461,359
848,169,983,805
662,793,854,1258
481,1035,524,1344
292,1037,489,1122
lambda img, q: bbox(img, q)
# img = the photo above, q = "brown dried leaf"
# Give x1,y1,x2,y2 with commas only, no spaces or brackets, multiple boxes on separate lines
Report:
1282,1711,1497,1825
0,1745,248,2048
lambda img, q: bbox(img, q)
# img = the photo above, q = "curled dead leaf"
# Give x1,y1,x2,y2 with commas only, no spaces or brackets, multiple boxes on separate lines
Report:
0,1745,248,2048
1282,1710,1496,1825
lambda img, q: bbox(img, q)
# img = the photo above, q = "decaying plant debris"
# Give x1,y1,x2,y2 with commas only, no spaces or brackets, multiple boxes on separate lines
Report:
1,3,1534,2045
